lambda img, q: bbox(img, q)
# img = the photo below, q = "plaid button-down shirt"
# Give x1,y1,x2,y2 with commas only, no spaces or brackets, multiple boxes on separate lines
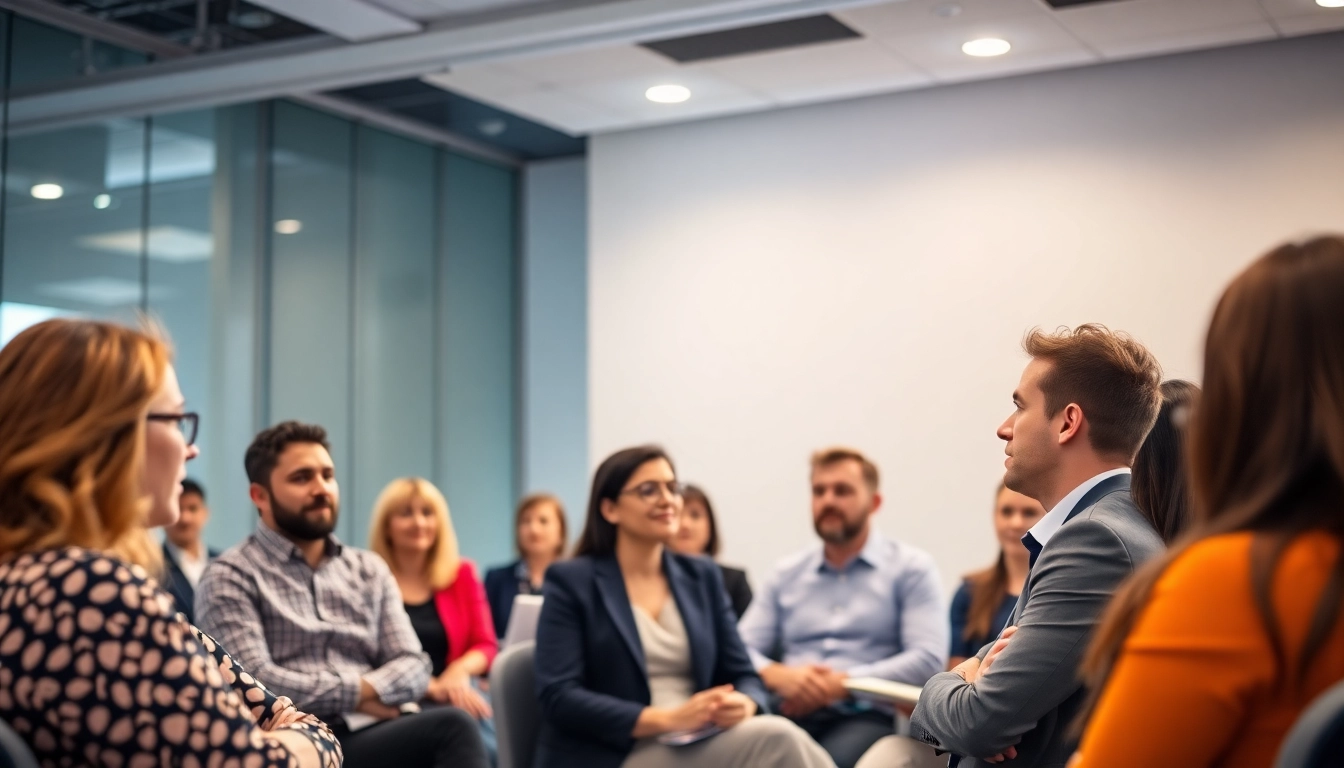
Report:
195,523,430,719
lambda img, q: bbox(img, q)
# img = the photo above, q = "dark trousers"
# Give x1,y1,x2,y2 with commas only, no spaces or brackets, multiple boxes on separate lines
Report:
794,708,895,768
333,707,490,768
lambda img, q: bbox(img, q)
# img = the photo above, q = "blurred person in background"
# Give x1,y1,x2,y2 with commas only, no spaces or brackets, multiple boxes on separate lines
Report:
1130,379,1200,545
670,483,753,619
947,481,1044,668
161,476,219,623
485,492,568,637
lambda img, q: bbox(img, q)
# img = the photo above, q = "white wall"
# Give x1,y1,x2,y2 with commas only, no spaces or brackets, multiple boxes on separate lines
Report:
588,33,1344,593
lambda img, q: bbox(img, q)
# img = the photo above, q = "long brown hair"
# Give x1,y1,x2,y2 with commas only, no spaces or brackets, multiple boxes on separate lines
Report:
0,319,172,570
1080,236,1344,726
1131,380,1200,544
963,481,1011,642
575,446,674,558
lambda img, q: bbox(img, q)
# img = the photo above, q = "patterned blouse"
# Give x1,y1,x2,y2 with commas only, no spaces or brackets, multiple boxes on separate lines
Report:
0,547,344,767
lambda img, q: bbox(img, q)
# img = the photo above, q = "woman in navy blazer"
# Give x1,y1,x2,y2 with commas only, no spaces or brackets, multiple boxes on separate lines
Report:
533,445,834,768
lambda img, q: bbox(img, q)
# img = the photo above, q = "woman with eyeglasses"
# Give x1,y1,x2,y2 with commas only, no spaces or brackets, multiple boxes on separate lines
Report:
0,319,341,767
533,445,835,768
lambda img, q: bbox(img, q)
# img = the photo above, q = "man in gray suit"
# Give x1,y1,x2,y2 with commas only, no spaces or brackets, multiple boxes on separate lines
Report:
904,324,1165,768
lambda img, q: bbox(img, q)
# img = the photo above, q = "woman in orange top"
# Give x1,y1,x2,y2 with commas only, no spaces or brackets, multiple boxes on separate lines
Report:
1071,235,1344,768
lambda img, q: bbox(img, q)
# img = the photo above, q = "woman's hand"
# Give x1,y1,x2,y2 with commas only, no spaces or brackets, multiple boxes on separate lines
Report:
710,690,757,729
264,703,310,730
432,665,493,719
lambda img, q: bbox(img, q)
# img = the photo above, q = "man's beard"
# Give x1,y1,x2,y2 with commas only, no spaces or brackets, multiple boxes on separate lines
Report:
813,507,867,544
271,492,339,541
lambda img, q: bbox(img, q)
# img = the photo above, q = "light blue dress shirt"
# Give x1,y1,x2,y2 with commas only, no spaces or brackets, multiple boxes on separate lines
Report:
737,529,948,686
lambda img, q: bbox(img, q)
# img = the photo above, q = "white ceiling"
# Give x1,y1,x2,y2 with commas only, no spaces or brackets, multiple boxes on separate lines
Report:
420,0,1344,135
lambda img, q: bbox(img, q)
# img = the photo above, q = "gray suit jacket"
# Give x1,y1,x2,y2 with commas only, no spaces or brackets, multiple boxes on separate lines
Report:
910,475,1163,768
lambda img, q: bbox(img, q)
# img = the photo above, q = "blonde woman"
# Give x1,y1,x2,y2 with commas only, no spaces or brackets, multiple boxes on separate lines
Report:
0,318,340,767
370,478,498,724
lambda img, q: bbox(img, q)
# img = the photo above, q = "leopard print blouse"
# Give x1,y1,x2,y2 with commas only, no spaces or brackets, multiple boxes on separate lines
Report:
0,547,344,767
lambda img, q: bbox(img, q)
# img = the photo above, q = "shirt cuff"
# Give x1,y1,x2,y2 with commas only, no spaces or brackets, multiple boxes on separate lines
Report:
747,648,773,673
339,670,364,713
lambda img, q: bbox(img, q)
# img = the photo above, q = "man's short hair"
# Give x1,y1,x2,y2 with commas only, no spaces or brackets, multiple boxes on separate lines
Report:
244,421,331,486
810,447,880,492
180,478,205,501
1023,323,1163,461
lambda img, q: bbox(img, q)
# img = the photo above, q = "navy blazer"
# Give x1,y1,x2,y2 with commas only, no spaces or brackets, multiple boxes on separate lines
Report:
533,551,769,768
161,543,218,625
484,560,525,638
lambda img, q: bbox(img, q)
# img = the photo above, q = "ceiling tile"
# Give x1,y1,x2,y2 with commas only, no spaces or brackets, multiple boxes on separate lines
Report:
877,12,1099,82
1258,0,1344,35
1081,21,1277,59
1272,13,1344,35
368,0,555,21
697,38,933,105
567,68,773,130
422,64,538,99
489,87,631,134
836,0,1052,40
494,45,680,88
1053,0,1275,55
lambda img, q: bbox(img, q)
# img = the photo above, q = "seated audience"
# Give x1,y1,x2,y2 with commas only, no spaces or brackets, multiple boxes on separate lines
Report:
1072,236,1344,767
1130,379,1200,544
947,481,1044,667
485,492,568,638
737,447,947,768
906,325,1165,768
161,477,219,623
670,483,753,619
534,445,834,768
0,319,340,767
369,477,497,744
196,421,489,768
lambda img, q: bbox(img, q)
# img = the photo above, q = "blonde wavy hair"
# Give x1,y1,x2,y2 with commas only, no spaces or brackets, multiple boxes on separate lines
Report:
369,477,461,589
0,318,172,573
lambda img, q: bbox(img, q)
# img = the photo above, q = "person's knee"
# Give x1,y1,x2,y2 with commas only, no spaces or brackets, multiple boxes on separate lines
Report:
744,715,809,750
426,705,479,738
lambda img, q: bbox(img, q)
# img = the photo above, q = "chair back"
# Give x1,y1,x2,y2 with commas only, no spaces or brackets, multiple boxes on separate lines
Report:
1276,678,1344,768
0,719,39,768
491,640,540,768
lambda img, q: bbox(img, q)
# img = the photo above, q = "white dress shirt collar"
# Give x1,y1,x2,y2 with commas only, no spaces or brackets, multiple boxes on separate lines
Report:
1025,467,1131,549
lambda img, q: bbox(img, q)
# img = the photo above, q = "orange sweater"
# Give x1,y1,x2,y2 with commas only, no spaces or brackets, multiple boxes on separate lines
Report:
1075,531,1344,768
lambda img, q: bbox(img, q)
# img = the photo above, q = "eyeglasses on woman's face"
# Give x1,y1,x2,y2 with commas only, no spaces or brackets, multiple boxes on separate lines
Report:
147,412,199,447
619,480,684,504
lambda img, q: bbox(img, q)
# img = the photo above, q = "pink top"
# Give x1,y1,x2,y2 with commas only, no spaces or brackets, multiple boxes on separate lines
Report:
434,559,500,670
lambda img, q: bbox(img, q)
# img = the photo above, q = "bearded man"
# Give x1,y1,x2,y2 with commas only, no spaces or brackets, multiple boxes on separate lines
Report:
196,421,489,768
737,447,948,768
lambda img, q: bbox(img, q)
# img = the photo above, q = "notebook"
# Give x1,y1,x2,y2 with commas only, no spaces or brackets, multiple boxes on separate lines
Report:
503,594,544,648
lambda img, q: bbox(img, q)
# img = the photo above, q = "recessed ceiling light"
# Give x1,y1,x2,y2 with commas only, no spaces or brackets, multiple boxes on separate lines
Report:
31,183,64,200
1317,0,1344,7
933,3,962,17
274,219,303,235
93,194,112,210
962,37,1012,57
645,84,691,104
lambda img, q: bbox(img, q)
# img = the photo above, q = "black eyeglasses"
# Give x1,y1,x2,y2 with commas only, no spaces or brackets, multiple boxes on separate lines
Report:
619,480,684,503
147,412,199,447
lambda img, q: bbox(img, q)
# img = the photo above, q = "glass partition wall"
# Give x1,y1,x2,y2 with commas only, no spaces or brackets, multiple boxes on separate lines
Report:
0,13,520,564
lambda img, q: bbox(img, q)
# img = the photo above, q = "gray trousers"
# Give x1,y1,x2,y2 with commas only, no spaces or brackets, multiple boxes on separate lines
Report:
622,715,837,768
